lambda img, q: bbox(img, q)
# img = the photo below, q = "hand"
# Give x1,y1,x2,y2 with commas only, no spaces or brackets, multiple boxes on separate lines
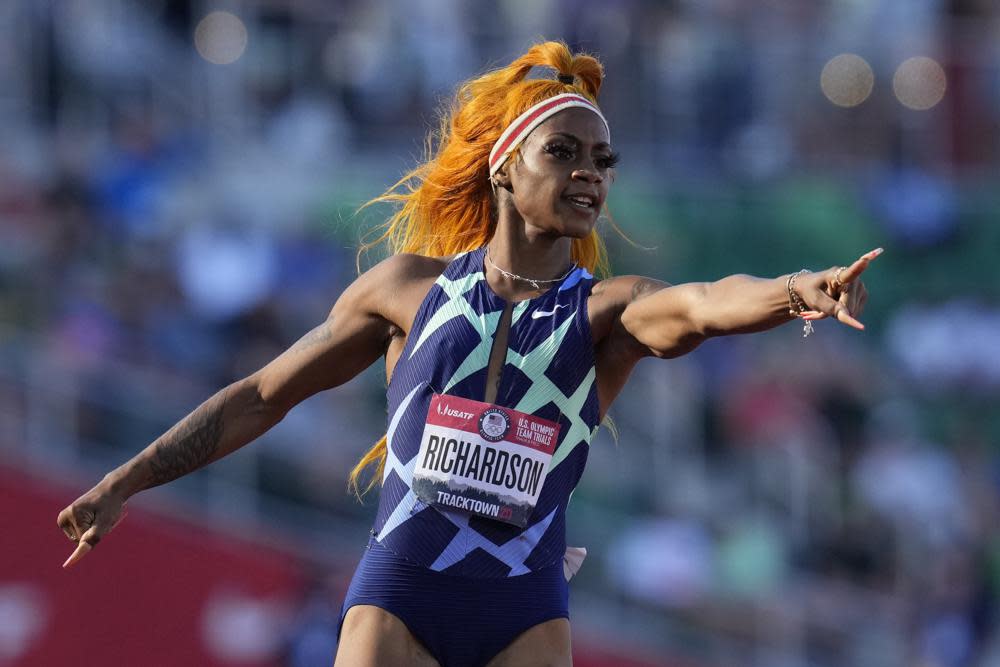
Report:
796,248,882,330
56,480,128,568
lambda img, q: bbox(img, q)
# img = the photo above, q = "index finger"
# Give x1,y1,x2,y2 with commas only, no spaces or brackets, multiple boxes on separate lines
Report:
837,247,883,285
62,540,92,568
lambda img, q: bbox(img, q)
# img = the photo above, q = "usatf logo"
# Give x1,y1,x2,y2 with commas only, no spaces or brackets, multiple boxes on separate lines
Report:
436,402,475,421
478,408,511,442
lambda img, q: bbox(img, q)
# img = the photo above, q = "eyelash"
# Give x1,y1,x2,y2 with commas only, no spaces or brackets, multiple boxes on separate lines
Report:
544,144,574,160
544,144,620,170
599,152,621,169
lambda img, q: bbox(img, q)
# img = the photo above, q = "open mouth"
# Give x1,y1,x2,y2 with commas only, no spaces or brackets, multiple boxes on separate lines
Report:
565,194,597,210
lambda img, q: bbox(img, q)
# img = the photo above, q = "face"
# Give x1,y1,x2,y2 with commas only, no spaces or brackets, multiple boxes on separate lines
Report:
497,107,617,239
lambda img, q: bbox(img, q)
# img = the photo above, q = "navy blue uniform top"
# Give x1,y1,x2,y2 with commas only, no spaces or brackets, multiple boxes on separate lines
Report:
372,246,599,578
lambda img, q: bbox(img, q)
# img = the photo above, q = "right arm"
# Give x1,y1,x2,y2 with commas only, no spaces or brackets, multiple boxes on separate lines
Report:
57,254,435,566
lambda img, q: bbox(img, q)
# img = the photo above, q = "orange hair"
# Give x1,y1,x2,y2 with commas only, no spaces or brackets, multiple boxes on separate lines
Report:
349,41,611,496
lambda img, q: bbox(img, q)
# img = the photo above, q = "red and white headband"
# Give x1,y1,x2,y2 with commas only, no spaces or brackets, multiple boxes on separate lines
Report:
488,93,609,177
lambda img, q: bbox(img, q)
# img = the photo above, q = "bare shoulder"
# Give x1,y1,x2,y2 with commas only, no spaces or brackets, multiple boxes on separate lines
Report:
588,274,669,344
352,253,450,336
362,252,450,284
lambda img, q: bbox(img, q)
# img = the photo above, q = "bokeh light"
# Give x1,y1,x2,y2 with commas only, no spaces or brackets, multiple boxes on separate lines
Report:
893,56,947,110
8,4,1000,666
820,54,875,108
194,11,248,65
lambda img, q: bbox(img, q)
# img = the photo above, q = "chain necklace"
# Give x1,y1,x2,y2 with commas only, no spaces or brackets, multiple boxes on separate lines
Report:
485,248,576,290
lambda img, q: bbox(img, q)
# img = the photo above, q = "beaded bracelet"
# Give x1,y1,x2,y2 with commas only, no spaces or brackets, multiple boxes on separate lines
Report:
786,269,814,338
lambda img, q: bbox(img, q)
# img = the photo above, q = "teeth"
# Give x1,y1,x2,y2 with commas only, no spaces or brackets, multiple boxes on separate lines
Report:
568,196,594,208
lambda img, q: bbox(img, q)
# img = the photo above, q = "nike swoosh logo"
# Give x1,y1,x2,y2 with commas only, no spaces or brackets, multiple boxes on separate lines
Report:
531,304,568,319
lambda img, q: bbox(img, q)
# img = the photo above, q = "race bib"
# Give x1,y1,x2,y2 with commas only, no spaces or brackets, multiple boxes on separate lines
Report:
411,394,561,527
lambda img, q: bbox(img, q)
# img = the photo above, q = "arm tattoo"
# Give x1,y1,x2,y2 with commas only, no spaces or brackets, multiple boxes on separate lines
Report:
147,387,229,486
293,320,333,352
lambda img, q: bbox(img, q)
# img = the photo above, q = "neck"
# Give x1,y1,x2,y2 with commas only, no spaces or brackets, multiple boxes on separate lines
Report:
486,232,573,298
488,204,574,284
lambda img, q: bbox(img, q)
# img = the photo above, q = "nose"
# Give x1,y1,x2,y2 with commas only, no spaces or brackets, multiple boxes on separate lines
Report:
571,167,603,184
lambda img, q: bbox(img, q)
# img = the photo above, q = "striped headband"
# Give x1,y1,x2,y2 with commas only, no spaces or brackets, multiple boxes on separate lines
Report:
488,93,609,177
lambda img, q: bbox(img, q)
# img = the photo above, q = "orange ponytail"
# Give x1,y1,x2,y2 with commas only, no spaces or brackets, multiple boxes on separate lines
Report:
349,41,612,497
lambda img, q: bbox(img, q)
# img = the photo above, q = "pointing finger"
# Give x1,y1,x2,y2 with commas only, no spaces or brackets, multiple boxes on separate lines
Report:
63,539,92,568
63,520,106,568
837,248,883,285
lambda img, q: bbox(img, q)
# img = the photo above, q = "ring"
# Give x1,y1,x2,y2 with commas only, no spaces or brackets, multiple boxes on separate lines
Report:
832,266,847,290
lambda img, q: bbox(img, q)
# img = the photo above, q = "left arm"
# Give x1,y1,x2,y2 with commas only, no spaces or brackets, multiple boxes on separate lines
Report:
618,248,880,358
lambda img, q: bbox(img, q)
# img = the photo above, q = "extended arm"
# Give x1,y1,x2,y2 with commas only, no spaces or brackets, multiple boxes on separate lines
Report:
105,308,388,498
619,249,880,358
56,255,420,566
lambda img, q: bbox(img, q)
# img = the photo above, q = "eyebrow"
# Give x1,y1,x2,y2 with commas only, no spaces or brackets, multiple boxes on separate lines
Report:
545,132,612,151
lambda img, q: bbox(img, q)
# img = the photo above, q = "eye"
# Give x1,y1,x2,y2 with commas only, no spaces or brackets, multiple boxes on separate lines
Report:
543,143,574,160
596,152,620,170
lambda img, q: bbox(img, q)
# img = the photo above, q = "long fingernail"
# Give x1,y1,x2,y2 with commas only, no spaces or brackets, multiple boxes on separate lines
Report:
866,248,884,259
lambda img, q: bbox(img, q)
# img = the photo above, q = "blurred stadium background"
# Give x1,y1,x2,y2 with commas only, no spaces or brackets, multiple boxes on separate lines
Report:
3,1,1000,666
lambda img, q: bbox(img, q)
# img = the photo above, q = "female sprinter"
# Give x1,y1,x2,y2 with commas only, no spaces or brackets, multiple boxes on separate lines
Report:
57,41,879,667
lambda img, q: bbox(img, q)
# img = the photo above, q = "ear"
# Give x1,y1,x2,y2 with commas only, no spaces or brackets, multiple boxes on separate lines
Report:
492,167,513,191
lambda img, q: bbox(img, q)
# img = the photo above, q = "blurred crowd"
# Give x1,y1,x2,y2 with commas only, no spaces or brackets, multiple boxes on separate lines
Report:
2,1,1000,666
